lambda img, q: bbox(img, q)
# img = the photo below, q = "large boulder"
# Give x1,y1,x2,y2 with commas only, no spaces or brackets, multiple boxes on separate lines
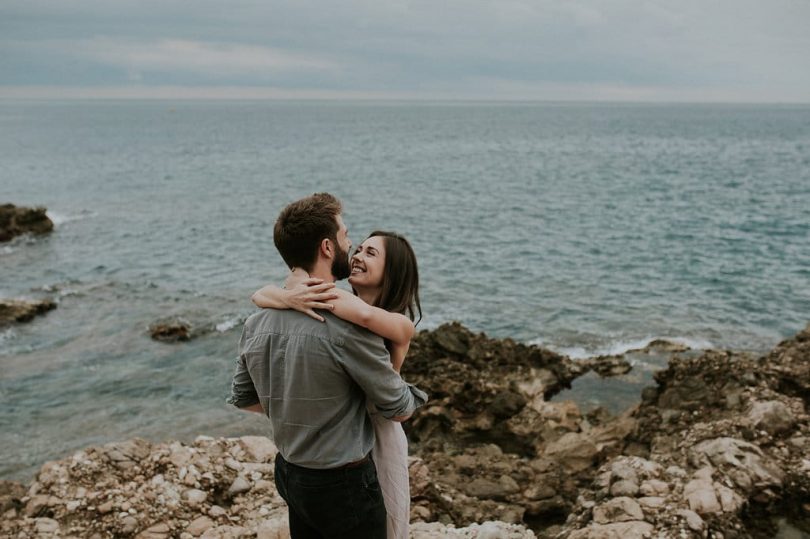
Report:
0,298,56,326
0,203,53,242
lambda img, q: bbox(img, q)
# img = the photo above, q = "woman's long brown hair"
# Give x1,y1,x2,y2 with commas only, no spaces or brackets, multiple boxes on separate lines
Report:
365,230,422,325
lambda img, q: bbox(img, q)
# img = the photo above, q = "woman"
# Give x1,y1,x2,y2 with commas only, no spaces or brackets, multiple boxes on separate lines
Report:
252,230,421,539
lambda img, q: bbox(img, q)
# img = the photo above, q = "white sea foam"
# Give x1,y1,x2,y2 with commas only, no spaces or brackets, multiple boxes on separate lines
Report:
529,335,715,360
0,328,16,349
46,210,94,226
215,316,244,333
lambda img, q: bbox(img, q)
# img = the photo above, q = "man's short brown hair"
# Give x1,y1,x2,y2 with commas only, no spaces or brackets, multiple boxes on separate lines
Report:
273,193,343,271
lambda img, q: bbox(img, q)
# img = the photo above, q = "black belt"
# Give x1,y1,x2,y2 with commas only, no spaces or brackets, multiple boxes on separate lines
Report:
337,455,370,469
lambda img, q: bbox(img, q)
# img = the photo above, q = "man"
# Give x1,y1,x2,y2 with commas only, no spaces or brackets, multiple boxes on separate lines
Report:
228,193,427,538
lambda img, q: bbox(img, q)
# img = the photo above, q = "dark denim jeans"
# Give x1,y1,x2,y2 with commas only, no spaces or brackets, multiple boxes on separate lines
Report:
274,453,387,539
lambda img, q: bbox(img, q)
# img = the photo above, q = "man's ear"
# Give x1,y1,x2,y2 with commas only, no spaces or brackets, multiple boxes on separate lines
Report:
320,238,333,259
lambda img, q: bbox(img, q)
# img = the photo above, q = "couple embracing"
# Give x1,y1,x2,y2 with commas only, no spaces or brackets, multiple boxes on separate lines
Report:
228,192,428,538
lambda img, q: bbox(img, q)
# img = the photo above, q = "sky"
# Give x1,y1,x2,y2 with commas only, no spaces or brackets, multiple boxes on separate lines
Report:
1,0,809,102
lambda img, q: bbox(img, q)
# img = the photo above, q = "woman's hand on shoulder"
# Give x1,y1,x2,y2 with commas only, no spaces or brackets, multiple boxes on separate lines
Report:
283,278,339,322
250,270,339,322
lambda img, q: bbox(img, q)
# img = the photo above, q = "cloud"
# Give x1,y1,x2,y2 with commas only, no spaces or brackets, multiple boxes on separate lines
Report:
1,0,809,101
76,37,340,78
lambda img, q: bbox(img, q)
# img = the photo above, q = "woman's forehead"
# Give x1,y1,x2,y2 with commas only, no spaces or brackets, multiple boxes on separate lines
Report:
361,235,386,251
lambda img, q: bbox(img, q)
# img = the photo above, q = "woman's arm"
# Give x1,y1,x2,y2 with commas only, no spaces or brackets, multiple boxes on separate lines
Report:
330,289,416,346
388,341,411,373
251,278,338,322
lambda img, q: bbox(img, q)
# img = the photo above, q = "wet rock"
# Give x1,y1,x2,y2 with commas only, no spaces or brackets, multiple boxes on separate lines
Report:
0,203,53,242
0,298,56,326
150,318,192,342
585,355,633,377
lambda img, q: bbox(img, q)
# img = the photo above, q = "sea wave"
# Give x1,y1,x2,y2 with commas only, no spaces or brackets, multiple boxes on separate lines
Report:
46,210,95,226
0,327,15,345
215,315,246,333
529,335,715,360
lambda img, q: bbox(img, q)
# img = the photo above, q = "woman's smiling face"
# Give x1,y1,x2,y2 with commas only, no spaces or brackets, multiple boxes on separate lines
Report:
348,235,386,290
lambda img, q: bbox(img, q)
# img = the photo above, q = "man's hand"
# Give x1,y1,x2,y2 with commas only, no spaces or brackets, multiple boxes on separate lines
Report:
240,403,264,414
390,413,412,422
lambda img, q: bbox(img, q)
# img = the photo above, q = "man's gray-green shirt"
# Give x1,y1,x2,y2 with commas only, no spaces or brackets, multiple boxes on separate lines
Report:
228,308,428,469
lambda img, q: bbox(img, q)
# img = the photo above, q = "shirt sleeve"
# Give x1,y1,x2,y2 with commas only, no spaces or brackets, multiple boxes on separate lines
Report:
337,324,428,419
226,327,260,409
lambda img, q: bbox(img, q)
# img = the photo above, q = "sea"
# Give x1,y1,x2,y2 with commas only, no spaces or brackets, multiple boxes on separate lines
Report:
1,100,809,482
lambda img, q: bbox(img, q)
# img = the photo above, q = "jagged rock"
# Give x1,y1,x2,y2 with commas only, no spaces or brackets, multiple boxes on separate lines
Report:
3,322,810,539
683,477,721,514
689,437,784,491
238,436,277,463
183,489,207,506
677,509,704,531
137,522,172,539
609,480,638,497
150,318,192,342
0,298,56,326
34,517,60,534
543,432,598,473
638,479,668,497
748,400,796,435
592,497,644,524
568,521,654,539
410,520,536,538
227,476,251,497
558,323,810,538
256,517,290,539
0,203,53,242
187,516,215,536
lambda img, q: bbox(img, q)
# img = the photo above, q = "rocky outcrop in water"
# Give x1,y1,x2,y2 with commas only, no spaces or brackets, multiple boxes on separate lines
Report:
150,318,193,342
0,298,56,327
0,204,54,242
2,322,808,538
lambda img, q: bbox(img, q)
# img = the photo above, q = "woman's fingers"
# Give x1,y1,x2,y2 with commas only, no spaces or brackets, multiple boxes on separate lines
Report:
305,302,335,311
305,282,335,292
304,309,325,322
308,291,339,302
302,277,324,286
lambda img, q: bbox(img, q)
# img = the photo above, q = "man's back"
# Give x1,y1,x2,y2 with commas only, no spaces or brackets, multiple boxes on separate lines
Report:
230,308,425,468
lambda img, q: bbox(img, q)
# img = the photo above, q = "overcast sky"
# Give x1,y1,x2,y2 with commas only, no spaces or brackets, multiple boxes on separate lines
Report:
2,0,809,102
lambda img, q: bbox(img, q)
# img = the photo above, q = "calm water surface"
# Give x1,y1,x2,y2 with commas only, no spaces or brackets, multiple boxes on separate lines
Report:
2,101,809,480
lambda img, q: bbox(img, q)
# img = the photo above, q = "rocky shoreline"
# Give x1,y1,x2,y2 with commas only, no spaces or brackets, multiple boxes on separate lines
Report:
2,322,808,538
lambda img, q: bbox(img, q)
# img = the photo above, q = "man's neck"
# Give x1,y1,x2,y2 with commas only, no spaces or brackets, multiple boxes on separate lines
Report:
307,261,336,283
